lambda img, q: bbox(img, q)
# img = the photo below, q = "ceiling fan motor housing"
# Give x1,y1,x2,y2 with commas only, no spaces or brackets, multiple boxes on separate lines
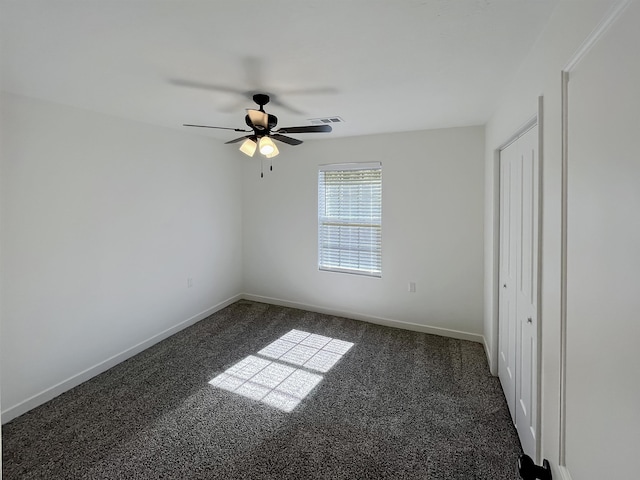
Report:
245,113,278,132
252,93,270,109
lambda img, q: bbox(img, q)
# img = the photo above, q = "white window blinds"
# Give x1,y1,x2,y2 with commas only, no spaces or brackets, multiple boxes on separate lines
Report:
318,162,382,277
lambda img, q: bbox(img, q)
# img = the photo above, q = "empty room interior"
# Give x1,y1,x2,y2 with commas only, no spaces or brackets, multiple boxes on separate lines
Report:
1,1,639,479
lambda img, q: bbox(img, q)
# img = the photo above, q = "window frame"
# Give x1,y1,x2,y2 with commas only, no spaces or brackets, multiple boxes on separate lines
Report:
317,162,382,278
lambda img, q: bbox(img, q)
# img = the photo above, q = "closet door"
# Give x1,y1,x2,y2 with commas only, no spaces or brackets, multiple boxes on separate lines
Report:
498,136,520,421
498,125,539,460
514,125,538,459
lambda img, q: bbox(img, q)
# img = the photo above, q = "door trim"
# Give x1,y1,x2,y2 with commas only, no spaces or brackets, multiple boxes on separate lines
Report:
535,96,544,466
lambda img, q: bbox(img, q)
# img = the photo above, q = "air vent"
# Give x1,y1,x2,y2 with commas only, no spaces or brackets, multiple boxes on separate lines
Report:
309,116,344,125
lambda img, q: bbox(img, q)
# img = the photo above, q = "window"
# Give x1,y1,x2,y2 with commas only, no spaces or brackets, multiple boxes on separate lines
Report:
318,162,382,277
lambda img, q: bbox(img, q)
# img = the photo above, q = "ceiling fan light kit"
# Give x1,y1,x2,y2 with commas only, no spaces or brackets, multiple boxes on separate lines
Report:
239,138,257,157
265,146,279,159
258,136,277,156
183,93,332,175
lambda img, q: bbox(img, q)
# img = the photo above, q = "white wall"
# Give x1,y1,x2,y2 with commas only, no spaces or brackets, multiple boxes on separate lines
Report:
243,127,485,341
483,0,633,476
0,93,244,421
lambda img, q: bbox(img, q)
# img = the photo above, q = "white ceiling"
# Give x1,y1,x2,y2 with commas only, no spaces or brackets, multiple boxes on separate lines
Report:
1,1,561,141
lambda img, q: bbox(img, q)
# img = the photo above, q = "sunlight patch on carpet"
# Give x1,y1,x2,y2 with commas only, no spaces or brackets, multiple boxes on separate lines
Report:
209,330,354,412
258,329,354,373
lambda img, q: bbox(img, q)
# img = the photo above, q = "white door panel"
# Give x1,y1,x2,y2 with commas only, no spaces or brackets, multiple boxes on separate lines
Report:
499,125,539,460
515,125,538,458
498,138,520,422
563,3,640,478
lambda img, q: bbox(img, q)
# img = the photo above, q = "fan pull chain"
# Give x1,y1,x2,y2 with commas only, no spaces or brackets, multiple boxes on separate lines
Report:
270,159,273,171
260,157,264,178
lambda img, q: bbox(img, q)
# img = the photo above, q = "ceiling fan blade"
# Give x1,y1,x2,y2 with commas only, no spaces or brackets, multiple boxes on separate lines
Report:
271,134,303,146
225,135,254,144
268,96,304,115
170,79,245,95
276,125,332,134
247,109,268,129
183,124,250,132
280,86,339,95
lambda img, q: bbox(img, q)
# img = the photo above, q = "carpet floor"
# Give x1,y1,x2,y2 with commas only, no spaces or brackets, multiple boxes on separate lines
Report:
2,300,522,479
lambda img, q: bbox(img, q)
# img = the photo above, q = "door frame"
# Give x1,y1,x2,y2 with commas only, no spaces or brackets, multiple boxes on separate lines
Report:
494,97,543,463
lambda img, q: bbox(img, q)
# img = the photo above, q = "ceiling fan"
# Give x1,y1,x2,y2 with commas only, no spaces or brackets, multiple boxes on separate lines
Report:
183,93,332,170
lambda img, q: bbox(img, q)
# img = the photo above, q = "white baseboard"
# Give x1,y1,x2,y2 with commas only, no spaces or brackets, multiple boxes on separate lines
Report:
557,466,573,480
242,293,485,344
1,294,242,424
483,336,496,375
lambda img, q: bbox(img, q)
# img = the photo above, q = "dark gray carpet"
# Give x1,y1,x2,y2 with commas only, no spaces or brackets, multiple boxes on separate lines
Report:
2,300,522,479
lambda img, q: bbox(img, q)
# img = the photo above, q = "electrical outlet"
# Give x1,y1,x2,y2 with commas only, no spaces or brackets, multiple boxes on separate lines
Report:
187,278,193,288
408,282,416,293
